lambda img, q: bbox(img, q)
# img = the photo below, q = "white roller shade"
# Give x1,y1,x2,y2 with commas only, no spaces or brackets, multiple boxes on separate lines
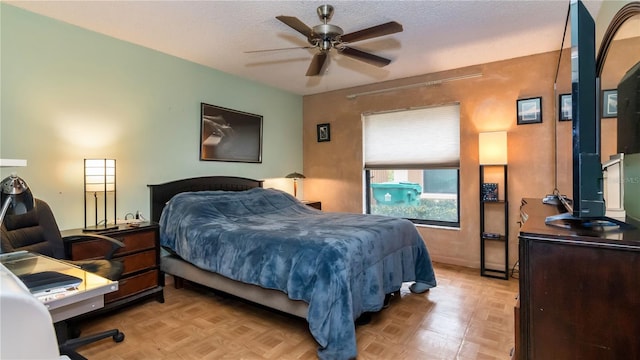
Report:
364,104,460,169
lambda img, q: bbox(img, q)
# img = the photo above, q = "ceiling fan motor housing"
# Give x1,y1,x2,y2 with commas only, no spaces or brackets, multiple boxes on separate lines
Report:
310,24,343,50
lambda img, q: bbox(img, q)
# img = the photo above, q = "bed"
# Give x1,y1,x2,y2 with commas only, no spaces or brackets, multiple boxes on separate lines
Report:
149,176,436,360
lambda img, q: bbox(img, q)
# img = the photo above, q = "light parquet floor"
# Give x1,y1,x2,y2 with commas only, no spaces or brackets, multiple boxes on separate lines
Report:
77,262,519,360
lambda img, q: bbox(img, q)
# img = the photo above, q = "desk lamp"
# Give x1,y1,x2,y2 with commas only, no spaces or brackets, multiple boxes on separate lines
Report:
285,172,305,198
0,174,35,241
1,159,33,227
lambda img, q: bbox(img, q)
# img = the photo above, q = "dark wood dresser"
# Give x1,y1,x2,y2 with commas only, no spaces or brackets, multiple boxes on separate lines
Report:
518,198,640,359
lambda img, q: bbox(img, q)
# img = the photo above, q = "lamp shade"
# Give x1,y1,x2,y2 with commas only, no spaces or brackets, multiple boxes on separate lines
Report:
0,174,35,225
85,159,116,192
479,131,508,165
285,172,305,179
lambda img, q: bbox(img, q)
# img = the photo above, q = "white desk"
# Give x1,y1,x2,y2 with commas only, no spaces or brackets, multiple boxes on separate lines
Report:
0,251,118,322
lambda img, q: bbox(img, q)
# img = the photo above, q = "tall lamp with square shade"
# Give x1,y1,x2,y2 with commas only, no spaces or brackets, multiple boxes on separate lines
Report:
285,172,305,198
84,159,117,232
478,131,509,279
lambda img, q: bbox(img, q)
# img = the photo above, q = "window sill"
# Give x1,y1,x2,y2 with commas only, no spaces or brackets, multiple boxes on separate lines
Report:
415,223,460,231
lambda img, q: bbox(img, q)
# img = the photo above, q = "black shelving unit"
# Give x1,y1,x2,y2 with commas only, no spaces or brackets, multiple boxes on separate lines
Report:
480,164,509,279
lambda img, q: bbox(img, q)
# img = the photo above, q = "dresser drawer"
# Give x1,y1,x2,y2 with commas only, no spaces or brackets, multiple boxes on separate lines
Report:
69,229,156,259
106,269,159,303
120,249,157,276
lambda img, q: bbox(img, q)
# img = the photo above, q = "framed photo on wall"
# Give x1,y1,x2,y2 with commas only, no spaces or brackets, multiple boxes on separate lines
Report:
559,93,572,121
200,103,263,163
517,97,542,125
602,89,617,118
317,123,331,142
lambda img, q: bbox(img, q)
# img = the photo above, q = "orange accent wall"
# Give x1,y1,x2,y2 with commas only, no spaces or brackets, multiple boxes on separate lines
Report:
302,50,597,269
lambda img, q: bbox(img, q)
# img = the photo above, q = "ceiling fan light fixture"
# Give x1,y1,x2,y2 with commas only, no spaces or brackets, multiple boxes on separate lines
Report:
320,40,332,51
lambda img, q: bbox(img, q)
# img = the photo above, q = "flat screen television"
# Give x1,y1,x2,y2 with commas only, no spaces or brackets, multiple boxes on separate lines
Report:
546,0,628,227
569,0,604,218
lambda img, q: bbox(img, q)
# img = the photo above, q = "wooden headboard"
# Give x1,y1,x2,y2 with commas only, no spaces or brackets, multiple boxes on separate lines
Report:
147,176,264,222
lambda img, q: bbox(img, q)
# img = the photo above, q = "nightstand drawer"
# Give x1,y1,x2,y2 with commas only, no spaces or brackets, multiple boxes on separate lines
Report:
120,249,157,276
69,229,155,259
111,230,156,255
106,269,158,303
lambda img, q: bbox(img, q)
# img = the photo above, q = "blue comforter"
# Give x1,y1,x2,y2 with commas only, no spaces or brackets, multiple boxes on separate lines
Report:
160,188,436,359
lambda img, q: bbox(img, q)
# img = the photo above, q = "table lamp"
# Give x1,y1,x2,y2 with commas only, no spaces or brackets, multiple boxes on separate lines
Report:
84,159,117,232
285,172,305,198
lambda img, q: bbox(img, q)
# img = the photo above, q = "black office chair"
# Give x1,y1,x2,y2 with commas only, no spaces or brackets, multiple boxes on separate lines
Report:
1,198,125,360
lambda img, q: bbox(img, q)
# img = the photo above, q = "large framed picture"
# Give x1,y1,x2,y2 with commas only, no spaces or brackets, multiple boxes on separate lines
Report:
200,103,263,163
517,97,543,125
559,93,572,121
602,89,617,118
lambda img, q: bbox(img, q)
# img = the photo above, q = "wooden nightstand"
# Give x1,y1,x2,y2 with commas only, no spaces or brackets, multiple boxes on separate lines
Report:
301,200,321,210
61,222,164,314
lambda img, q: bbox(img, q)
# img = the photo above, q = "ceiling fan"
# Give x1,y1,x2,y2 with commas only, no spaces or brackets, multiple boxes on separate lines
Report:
248,4,403,76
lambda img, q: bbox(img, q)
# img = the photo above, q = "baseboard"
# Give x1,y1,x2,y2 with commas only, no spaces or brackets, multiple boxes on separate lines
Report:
430,254,479,269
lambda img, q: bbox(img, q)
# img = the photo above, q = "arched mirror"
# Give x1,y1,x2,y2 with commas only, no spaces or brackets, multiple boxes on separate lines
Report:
596,2,640,222
597,2,640,160
596,3,640,77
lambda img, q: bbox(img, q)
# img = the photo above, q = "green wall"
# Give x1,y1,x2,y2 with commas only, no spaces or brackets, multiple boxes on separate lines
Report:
0,4,303,230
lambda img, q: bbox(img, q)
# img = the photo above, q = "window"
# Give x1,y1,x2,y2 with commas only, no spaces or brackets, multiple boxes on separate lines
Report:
363,104,460,227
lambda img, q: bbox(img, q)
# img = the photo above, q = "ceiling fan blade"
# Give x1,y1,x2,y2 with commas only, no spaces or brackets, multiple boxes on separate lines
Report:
340,47,391,67
306,52,328,76
244,46,315,54
276,15,313,39
340,21,403,43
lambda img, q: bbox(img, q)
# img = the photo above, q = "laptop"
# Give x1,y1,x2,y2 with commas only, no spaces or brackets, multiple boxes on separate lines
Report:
18,271,83,294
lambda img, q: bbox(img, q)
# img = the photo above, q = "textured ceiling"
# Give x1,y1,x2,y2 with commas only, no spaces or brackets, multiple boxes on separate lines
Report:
6,1,604,95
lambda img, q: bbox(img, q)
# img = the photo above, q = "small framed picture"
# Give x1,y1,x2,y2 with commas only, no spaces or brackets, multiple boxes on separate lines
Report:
517,97,542,125
317,123,330,142
602,89,617,118
559,93,572,121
